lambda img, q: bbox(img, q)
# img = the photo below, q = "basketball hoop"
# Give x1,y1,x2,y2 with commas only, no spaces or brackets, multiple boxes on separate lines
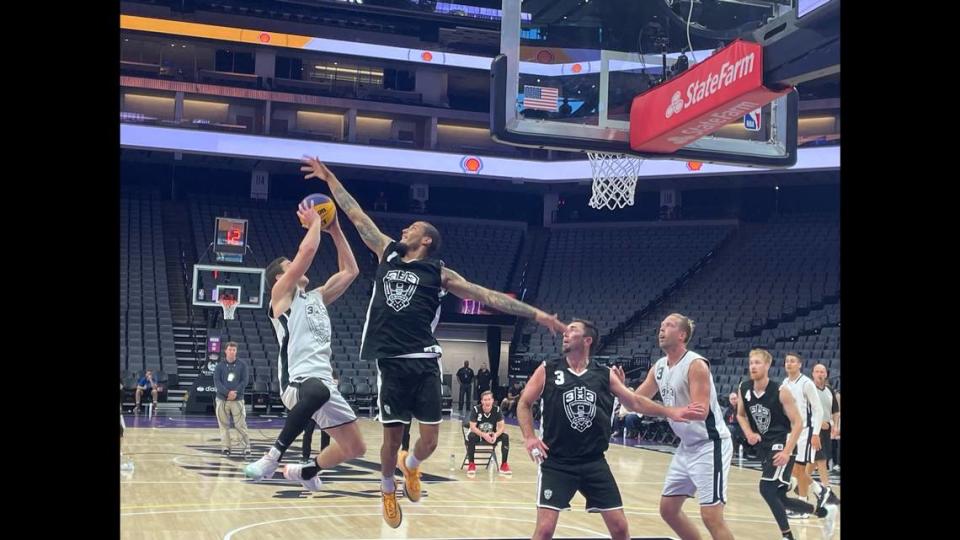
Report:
219,297,238,320
586,152,644,211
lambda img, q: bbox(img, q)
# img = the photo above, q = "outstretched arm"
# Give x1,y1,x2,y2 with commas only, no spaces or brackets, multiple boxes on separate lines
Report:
310,215,360,306
609,368,703,422
300,156,392,258
441,267,566,334
272,203,324,317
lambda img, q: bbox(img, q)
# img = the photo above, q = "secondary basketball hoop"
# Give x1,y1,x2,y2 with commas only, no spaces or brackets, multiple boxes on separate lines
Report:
587,152,643,210
219,297,238,320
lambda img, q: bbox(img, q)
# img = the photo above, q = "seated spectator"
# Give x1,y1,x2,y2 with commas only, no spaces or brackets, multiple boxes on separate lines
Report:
500,381,523,417
135,370,162,412
612,389,643,439
465,391,511,477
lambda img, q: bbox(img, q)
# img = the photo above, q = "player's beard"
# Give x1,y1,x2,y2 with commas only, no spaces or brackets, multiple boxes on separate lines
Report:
395,241,410,256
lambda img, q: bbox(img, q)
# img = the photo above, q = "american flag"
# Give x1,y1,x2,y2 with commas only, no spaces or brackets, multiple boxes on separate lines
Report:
523,85,559,111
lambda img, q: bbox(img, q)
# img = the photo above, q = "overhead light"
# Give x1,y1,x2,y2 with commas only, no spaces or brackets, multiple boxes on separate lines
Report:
774,186,780,191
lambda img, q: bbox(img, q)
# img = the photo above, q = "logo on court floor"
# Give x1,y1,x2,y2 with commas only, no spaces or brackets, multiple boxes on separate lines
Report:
563,386,597,432
383,270,420,312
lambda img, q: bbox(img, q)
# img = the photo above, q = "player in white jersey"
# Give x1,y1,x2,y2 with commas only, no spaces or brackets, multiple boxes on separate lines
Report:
244,203,366,490
810,363,840,496
629,314,734,540
782,352,823,512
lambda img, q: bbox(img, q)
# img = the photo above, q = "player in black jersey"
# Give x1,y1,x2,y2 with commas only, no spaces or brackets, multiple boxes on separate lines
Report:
465,391,511,477
301,156,568,528
518,320,704,540
737,349,838,540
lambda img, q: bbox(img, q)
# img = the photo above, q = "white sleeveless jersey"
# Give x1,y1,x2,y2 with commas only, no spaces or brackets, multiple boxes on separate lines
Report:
783,373,816,428
269,287,333,390
653,349,730,447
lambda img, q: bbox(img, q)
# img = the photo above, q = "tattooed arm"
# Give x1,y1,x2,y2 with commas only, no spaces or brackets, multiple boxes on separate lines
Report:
300,156,392,260
441,267,567,334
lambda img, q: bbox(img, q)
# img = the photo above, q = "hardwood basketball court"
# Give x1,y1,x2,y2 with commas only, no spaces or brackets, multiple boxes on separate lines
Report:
120,415,840,539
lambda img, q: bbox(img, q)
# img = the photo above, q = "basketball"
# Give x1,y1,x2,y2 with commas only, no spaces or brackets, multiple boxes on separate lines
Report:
299,193,337,229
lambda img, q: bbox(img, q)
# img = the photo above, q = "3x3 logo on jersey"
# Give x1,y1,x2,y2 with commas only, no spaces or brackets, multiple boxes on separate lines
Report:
304,294,332,344
749,404,771,434
383,270,420,312
563,386,597,432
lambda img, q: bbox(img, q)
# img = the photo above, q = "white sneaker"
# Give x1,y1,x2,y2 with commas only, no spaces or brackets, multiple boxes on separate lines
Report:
244,453,280,481
284,463,323,491
821,504,838,539
786,509,810,520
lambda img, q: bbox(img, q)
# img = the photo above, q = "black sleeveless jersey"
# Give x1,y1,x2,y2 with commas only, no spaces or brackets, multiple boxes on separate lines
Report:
540,357,614,464
360,242,446,360
739,378,792,447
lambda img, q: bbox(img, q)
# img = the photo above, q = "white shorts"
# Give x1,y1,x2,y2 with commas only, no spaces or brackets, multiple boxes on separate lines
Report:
280,378,357,430
795,425,815,464
662,437,732,506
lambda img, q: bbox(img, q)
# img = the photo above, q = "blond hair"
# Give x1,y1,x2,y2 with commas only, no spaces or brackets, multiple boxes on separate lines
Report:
749,348,773,364
668,313,696,344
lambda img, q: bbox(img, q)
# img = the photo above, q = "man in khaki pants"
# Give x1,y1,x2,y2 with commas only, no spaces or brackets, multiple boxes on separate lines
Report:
214,342,251,457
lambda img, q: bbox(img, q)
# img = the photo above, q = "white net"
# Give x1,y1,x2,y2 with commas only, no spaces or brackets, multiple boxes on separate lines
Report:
587,152,644,210
220,299,238,320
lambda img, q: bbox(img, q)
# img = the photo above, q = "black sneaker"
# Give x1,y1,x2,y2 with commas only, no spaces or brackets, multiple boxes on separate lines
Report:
815,485,832,511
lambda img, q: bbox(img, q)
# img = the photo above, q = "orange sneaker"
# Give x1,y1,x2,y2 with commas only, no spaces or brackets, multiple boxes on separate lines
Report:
381,490,403,528
398,456,422,502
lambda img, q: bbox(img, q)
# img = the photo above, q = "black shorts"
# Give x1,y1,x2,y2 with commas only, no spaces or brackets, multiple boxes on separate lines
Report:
758,441,796,487
815,428,833,461
537,458,623,513
376,357,443,424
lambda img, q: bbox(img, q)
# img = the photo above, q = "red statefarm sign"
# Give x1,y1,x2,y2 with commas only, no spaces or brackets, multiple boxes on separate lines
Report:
629,39,792,154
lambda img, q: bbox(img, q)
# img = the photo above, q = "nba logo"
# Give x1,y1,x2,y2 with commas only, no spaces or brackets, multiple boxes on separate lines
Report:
744,109,762,132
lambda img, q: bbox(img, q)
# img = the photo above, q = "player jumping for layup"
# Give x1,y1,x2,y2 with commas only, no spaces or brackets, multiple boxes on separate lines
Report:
300,156,567,528
244,204,366,490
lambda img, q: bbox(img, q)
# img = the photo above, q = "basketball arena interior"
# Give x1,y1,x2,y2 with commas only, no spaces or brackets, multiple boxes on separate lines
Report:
119,1,841,538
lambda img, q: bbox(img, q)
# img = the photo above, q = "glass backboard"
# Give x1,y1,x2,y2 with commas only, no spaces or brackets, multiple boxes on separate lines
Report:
492,0,809,167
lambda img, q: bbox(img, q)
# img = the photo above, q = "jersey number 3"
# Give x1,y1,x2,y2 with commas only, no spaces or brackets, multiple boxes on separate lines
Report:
554,370,565,385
